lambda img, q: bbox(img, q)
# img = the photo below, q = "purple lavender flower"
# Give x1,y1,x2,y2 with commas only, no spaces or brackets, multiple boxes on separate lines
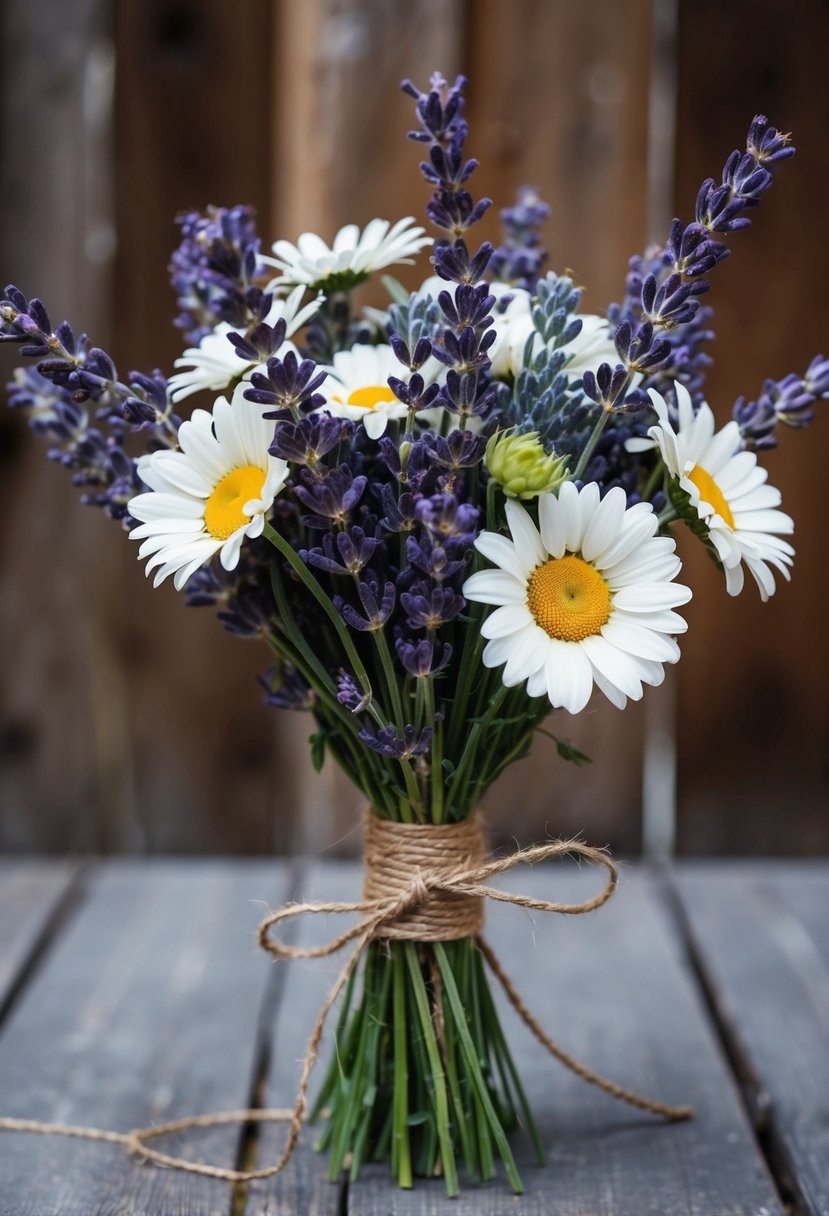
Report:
335,580,396,632
395,637,453,678
294,466,367,527
169,204,265,346
489,186,551,290
270,413,351,466
337,671,367,713
302,526,379,576
428,429,487,471
414,493,479,547
404,532,467,583
400,585,464,629
359,723,434,759
607,115,795,395
259,664,315,711
733,355,829,450
247,349,327,418
401,73,491,237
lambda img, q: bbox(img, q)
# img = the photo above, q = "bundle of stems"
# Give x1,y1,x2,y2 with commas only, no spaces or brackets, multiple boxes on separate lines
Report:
311,938,543,1196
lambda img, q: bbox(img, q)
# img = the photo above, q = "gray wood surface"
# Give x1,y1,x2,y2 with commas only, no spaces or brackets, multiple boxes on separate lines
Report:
677,861,829,1216
3,860,822,1214
0,860,80,1019
0,859,287,1215
350,865,784,1214
247,863,356,1215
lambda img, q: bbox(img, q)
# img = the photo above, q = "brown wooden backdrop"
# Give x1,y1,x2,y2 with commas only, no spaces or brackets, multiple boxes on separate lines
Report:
1,0,827,857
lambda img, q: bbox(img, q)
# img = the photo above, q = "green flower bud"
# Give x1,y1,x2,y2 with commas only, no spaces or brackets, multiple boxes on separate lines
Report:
485,429,569,499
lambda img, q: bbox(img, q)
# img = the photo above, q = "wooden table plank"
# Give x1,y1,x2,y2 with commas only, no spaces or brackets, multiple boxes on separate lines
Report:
0,859,288,1215
247,863,356,1215
0,859,80,1019
348,865,784,1214
677,861,829,1216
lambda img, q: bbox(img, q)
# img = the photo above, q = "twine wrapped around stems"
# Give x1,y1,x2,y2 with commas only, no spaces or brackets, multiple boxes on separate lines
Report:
0,812,693,1183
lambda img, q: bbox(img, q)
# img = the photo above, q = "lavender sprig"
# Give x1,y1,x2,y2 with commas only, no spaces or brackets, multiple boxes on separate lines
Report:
401,73,491,238
608,116,794,397
2,286,180,520
488,186,551,290
734,355,829,450
170,204,268,346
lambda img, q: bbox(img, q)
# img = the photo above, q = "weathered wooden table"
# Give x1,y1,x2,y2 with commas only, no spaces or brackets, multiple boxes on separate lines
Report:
0,858,826,1215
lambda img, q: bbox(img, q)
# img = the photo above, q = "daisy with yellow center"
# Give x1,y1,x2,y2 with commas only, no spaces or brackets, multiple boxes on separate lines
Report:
629,383,794,600
462,484,692,714
127,387,288,590
317,343,442,440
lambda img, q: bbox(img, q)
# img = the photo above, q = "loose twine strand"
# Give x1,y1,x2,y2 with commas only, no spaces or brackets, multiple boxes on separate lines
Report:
0,812,692,1183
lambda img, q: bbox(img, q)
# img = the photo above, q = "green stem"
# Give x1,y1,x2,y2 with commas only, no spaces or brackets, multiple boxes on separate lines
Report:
404,944,459,1197
263,521,377,711
642,456,666,502
393,948,413,1188
572,406,611,481
434,944,523,1194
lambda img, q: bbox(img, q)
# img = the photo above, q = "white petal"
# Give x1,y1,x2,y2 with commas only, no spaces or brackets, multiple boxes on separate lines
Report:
505,499,546,567
544,640,594,714
480,603,535,639
474,531,534,581
463,569,527,606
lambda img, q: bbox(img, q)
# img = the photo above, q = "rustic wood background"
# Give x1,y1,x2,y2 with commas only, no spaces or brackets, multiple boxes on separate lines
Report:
0,0,826,857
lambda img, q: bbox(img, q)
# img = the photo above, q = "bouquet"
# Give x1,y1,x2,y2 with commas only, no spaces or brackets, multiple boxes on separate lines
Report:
2,71,826,1195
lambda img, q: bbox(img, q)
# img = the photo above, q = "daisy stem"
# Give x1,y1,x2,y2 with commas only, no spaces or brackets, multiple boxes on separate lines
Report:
486,475,500,532
404,943,459,1197
392,949,413,1188
263,521,378,712
657,504,678,528
572,406,611,481
642,456,666,502
446,684,509,815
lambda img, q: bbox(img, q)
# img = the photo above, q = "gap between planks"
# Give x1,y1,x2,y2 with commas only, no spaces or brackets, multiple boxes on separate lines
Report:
661,863,798,1216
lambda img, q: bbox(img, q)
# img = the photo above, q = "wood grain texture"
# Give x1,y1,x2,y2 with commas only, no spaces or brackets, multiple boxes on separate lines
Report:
246,864,359,1214
0,860,287,1215
0,0,122,854
672,0,829,855
350,863,783,1214
111,0,305,857
0,860,80,1017
677,862,829,1216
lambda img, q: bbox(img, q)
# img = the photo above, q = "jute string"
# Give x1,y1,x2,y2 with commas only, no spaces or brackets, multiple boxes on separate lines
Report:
0,811,692,1183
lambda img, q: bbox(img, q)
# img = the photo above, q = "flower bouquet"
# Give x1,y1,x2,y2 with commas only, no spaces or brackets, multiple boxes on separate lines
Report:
2,72,826,1195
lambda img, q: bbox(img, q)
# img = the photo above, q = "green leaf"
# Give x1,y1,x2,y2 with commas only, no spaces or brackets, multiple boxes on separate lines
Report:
310,730,328,773
380,274,411,305
555,736,591,766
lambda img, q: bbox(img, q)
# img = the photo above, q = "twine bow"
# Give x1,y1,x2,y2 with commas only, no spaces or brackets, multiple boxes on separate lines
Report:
0,822,692,1184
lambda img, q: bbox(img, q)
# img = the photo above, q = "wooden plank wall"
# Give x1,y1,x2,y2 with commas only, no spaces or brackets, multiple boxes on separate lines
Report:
0,0,825,856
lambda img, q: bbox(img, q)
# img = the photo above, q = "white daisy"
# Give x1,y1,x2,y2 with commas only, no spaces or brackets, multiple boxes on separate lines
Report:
128,388,288,590
462,484,692,713
630,383,794,600
317,343,442,440
264,218,432,290
167,287,324,403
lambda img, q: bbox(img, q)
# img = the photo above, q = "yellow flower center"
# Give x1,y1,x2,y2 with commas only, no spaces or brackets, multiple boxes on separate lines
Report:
204,465,266,540
687,465,735,529
527,555,611,642
339,384,391,411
